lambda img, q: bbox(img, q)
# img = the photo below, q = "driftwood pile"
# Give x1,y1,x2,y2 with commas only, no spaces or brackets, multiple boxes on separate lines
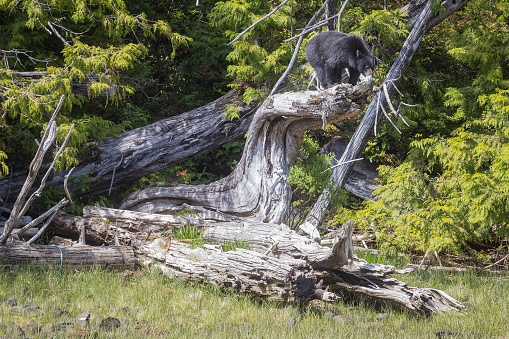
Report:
42,206,464,317
0,82,465,317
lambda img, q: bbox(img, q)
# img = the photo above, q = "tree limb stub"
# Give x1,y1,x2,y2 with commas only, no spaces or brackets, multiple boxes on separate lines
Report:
120,81,374,222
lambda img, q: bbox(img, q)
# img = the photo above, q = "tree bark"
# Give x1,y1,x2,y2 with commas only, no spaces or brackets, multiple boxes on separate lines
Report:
0,243,135,269
119,81,374,223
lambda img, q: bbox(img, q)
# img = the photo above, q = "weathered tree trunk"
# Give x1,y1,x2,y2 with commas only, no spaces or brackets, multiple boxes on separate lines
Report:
304,0,471,229
0,243,135,269
51,207,465,316
0,91,257,200
119,82,373,223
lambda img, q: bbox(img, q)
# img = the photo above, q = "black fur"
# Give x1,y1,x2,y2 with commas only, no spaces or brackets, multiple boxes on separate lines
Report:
306,31,374,88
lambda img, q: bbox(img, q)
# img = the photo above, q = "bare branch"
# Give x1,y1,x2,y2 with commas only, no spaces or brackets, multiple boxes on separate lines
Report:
383,82,409,127
379,98,402,134
337,0,350,32
0,96,65,243
26,199,67,245
324,158,363,172
270,0,329,95
374,91,380,136
64,167,75,204
18,120,74,218
16,200,65,237
108,153,124,196
228,0,290,46
47,21,72,46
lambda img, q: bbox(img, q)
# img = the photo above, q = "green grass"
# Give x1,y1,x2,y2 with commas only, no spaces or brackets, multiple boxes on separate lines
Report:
0,265,508,338
174,224,204,248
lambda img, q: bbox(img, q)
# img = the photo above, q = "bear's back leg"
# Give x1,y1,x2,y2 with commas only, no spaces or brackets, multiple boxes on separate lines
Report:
312,66,327,89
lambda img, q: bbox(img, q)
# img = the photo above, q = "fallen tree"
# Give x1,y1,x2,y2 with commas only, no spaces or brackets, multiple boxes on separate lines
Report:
0,90,257,200
47,80,465,316
119,82,373,222
51,206,465,316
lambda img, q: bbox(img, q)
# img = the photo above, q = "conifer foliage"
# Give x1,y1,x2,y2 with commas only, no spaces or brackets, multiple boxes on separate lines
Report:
357,0,509,254
0,0,189,171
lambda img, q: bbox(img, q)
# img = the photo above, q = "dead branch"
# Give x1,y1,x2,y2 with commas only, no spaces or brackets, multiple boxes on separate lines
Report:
229,0,290,46
270,0,328,95
0,96,66,243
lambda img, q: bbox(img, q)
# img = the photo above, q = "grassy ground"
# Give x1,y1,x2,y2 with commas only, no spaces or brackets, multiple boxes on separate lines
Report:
0,263,507,338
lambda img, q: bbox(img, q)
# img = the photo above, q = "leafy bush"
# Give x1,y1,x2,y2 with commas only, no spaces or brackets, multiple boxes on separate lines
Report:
287,133,348,227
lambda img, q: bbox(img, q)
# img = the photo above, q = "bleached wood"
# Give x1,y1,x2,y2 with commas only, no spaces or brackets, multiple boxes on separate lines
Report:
0,91,257,199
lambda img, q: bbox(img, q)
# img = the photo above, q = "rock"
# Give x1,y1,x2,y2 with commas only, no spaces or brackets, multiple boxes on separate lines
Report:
5,297,17,306
50,306,68,317
51,321,75,331
100,317,121,331
76,312,91,326
21,323,42,334
435,329,459,338
324,312,335,319
5,325,24,337
22,304,39,315
286,317,297,327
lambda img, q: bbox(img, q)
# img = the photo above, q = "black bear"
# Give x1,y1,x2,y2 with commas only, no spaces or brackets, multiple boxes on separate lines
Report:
305,31,374,88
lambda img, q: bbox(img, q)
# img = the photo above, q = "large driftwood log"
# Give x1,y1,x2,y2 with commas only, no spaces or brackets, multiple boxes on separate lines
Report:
120,81,373,223
51,207,465,316
0,243,135,269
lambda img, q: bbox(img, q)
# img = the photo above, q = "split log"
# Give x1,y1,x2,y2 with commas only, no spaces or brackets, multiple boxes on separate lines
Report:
51,209,465,316
143,220,465,316
0,243,135,270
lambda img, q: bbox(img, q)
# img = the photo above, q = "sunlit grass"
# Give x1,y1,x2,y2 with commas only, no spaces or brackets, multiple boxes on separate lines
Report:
0,265,507,338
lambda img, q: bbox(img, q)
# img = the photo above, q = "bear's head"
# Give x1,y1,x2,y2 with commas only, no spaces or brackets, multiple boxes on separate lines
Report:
355,50,374,78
